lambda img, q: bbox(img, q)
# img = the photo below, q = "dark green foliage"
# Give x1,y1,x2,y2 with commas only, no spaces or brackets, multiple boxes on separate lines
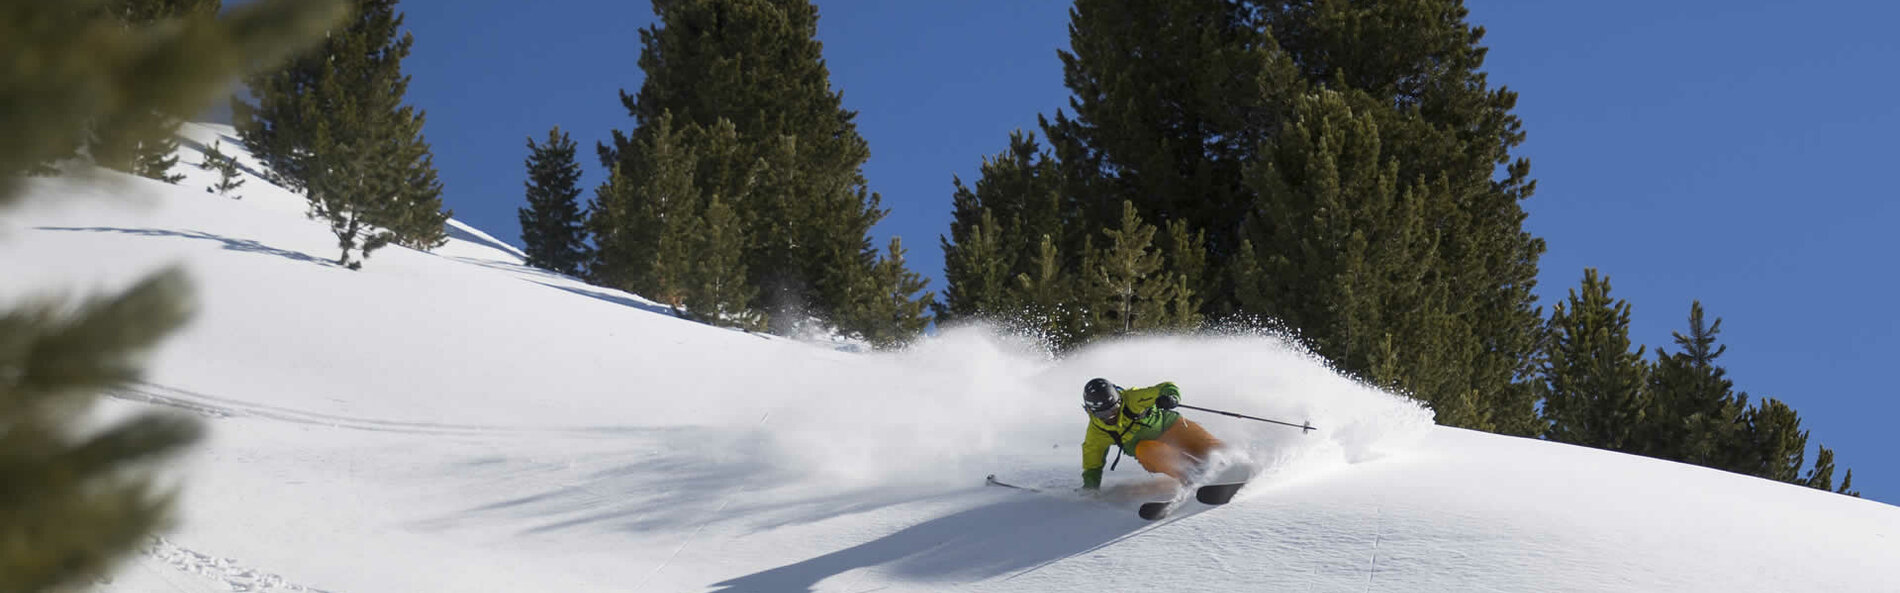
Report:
941,0,1542,433
1803,445,1838,491
938,131,1066,323
600,0,924,341
1545,295,1863,494
1237,88,1479,423
596,112,698,309
83,0,224,184
687,192,761,330
518,126,589,276
849,237,936,350
592,114,764,328
1539,269,1649,451
1639,302,1748,466
235,0,450,269
198,140,245,198
102,0,220,21
0,272,200,592
1088,201,1195,335
0,1,342,590
1011,233,1089,347
90,107,184,183
1735,398,1807,483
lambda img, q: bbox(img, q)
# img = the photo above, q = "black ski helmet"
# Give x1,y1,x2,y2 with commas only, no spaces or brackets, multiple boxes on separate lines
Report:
1082,378,1120,417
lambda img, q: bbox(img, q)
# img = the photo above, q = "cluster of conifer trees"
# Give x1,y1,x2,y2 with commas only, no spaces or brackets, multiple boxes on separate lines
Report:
517,0,934,347
1544,271,1857,495
512,0,1861,492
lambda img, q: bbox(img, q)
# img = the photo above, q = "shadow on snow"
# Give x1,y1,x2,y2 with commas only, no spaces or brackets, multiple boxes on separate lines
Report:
706,492,1180,593
34,226,335,267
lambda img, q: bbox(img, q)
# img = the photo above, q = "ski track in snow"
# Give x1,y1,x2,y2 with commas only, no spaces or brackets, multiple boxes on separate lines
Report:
112,382,641,438
141,536,334,593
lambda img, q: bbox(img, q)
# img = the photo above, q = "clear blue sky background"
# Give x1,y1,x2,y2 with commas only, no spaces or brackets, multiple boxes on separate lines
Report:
388,0,1897,503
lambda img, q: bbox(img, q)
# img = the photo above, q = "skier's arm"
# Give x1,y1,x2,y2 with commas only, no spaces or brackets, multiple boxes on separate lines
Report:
1081,425,1112,489
1122,382,1180,415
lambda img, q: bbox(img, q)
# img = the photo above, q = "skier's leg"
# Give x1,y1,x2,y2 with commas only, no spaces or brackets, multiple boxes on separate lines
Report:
1164,418,1225,462
1133,440,1189,482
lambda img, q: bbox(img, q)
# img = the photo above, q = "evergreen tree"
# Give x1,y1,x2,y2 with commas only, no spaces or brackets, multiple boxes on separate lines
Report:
1736,398,1807,483
1089,201,1191,335
0,1,341,590
940,208,1014,321
593,112,698,307
1234,88,1484,425
939,131,1066,323
946,0,1543,435
687,192,762,329
849,237,936,349
518,126,589,276
198,140,245,198
235,0,450,269
1011,233,1087,348
1837,467,1860,497
604,0,913,336
682,118,765,328
1803,445,1838,491
87,0,225,184
1539,269,1650,451
1641,301,1749,465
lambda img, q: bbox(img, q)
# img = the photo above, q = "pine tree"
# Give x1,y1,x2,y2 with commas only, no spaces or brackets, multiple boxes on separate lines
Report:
955,0,1546,435
1641,301,1749,465
518,126,589,276
604,0,911,336
593,112,699,307
1235,89,1474,422
1803,445,1838,491
1736,398,1807,483
91,108,185,183
848,237,935,349
1011,233,1086,349
85,0,224,184
1539,269,1650,451
235,0,450,269
939,208,1013,321
939,131,1066,323
199,141,245,198
0,1,342,590
1089,201,1190,335
1837,468,1860,497
687,192,762,329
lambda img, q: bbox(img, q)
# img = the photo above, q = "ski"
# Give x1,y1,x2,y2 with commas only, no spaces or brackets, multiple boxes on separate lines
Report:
1195,481,1246,505
1137,496,1184,520
1136,460,1254,520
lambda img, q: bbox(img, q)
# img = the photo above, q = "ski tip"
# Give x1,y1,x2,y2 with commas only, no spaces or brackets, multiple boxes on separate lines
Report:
1137,501,1172,521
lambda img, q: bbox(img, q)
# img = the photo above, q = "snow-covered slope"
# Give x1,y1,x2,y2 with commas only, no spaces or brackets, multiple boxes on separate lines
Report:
3,124,1894,592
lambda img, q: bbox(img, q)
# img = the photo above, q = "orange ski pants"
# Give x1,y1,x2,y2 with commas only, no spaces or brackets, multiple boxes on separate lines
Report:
1133,418,1223,483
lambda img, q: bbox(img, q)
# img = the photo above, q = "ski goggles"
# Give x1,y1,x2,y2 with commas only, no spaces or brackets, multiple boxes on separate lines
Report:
1083,400,1120,421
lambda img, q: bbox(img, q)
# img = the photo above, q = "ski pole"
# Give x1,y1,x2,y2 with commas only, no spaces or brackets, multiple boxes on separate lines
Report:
1176,404,1316,433
985,474,1042,492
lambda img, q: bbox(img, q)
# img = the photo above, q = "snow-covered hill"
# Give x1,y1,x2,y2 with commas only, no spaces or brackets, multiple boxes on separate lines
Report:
3,124,1894,592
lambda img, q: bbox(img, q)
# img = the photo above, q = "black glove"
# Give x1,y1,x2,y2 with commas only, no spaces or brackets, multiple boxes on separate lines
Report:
1156,394,1178,409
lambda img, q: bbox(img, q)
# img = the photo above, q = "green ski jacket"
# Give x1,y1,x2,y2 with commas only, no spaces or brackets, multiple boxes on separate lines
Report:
1081,382,1182,489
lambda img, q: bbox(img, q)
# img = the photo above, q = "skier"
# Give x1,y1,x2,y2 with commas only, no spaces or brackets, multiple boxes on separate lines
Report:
1079,378,1226,491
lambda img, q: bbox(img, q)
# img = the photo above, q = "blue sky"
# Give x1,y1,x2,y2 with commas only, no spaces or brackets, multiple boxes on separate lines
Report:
393,0,1897,503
